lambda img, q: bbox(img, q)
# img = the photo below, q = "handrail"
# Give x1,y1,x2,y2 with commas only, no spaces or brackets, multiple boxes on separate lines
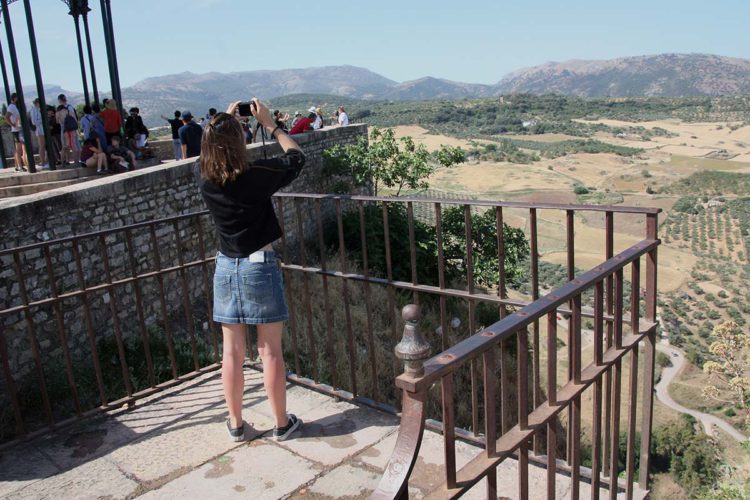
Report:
372,235,660,499
395,239,658,394
273,192,663,215
1,193,661,257
2,191,660,495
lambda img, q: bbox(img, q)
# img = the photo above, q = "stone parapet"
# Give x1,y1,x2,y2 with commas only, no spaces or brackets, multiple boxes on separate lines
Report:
0,124,367,395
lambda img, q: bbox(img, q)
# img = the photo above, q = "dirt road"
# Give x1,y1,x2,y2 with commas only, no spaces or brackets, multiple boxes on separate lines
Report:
655,343,747,442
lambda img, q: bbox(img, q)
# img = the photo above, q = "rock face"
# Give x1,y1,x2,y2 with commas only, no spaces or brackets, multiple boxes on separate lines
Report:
493,53,750,97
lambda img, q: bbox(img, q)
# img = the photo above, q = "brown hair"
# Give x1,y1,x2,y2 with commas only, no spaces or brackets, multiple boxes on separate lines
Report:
199,112,247,185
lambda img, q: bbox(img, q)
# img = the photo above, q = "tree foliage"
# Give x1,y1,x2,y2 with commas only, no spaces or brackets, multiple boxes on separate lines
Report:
441,206,529,288
332,203,529,291
652,415,722,496
322,127,465,196
703,321,750,427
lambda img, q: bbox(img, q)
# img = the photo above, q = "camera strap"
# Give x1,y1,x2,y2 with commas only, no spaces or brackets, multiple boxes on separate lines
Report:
260,125,267,160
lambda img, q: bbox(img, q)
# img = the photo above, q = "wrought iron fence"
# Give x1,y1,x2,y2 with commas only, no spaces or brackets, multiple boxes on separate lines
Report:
1,192,660,499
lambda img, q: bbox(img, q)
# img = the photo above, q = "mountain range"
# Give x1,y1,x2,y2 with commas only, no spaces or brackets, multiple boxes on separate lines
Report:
25,53,750,126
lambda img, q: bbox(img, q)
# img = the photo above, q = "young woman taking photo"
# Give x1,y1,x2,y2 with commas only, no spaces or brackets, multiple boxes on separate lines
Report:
196,98,305,442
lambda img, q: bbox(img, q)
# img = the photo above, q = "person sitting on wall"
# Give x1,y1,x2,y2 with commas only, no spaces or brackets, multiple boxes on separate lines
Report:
124,107,150,156
290,111,302,128
289,112,314,135
81,104,107,150
106,134,137,171
337,106,349,126
81,137,108,174
312,107,324,130
273,110,289,132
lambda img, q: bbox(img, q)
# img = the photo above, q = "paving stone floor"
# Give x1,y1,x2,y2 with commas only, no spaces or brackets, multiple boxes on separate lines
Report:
0,369,641,499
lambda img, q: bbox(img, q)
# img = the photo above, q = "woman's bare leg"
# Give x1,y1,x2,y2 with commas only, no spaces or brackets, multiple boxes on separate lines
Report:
221,323,247,428
257,322,287,427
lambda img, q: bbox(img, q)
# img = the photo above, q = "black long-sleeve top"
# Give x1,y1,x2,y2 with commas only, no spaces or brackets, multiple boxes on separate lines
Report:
195,149,305,258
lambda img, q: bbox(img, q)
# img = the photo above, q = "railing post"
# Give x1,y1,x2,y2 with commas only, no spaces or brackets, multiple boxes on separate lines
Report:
639,214,659,490
394,304,430,377
372,305,430,500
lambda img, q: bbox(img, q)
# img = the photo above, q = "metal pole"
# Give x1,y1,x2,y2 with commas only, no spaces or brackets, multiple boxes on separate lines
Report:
24,0,55,170
71,13,90,107
81,8,99,105
0,37,10,104
104,0,123,110
0,37,8,169
99,0,115,102
1,0,35,173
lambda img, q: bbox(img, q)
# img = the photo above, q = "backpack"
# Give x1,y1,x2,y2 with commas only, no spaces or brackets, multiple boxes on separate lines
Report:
63,114,78,132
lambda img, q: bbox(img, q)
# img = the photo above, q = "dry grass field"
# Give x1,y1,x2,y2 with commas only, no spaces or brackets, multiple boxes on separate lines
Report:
386,119,750,496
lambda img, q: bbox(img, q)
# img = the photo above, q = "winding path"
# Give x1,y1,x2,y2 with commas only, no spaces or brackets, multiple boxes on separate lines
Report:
654,342,747,442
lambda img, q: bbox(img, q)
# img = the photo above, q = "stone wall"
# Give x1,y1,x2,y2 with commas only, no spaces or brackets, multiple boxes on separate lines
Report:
0,125,367,415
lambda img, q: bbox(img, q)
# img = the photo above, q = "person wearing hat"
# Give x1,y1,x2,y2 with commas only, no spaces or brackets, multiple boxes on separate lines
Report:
290,111,302,129
178,110,203,159
312,107,324,130
337,106,349,126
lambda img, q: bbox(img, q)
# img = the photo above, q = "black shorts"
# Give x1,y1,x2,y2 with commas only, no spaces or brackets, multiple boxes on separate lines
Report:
11,131,23,144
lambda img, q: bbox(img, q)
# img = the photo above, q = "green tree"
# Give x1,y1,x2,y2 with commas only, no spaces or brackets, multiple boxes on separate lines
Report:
652,414,722,496
322,127,465,196
703,321,750,427
441,206,529,288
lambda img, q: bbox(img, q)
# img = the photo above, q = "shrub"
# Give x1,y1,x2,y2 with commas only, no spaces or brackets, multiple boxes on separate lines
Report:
573,184,589,195
656,351,672,368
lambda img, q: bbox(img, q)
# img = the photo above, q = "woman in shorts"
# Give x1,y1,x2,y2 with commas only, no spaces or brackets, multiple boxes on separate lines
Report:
196,98,305,442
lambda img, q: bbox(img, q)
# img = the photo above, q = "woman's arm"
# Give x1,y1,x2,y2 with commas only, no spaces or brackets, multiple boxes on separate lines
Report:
251,98,301,153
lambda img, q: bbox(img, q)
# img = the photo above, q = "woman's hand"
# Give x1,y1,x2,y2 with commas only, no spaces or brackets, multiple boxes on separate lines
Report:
251,98,275,129
226,101,241,117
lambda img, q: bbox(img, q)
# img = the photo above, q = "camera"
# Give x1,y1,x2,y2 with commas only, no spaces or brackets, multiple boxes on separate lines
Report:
238,101,256,117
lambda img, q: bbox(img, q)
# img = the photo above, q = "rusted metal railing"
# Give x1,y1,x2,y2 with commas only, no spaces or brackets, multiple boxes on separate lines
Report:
1,191,660,499
0,211,221,450
367,206,659,498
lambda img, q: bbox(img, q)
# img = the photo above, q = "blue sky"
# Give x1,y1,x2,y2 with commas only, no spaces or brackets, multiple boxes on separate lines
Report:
4,0,749,92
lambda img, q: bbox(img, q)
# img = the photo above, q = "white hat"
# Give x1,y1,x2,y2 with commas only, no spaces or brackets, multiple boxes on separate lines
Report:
308,106,316,113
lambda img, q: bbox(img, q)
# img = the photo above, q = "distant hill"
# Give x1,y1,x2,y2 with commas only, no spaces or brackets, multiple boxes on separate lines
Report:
25,54,750,126
494,54,750,97
386,77,494,100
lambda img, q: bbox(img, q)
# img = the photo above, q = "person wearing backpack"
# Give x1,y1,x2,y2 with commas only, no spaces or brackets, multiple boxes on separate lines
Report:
57,94,82,167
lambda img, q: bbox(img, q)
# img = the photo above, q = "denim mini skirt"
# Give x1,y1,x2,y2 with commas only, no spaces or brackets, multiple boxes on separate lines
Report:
212,251,289,324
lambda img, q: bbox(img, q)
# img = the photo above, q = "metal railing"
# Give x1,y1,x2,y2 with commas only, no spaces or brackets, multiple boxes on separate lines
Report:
363,203,660,498
0,211,222,449
1,192,660,499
